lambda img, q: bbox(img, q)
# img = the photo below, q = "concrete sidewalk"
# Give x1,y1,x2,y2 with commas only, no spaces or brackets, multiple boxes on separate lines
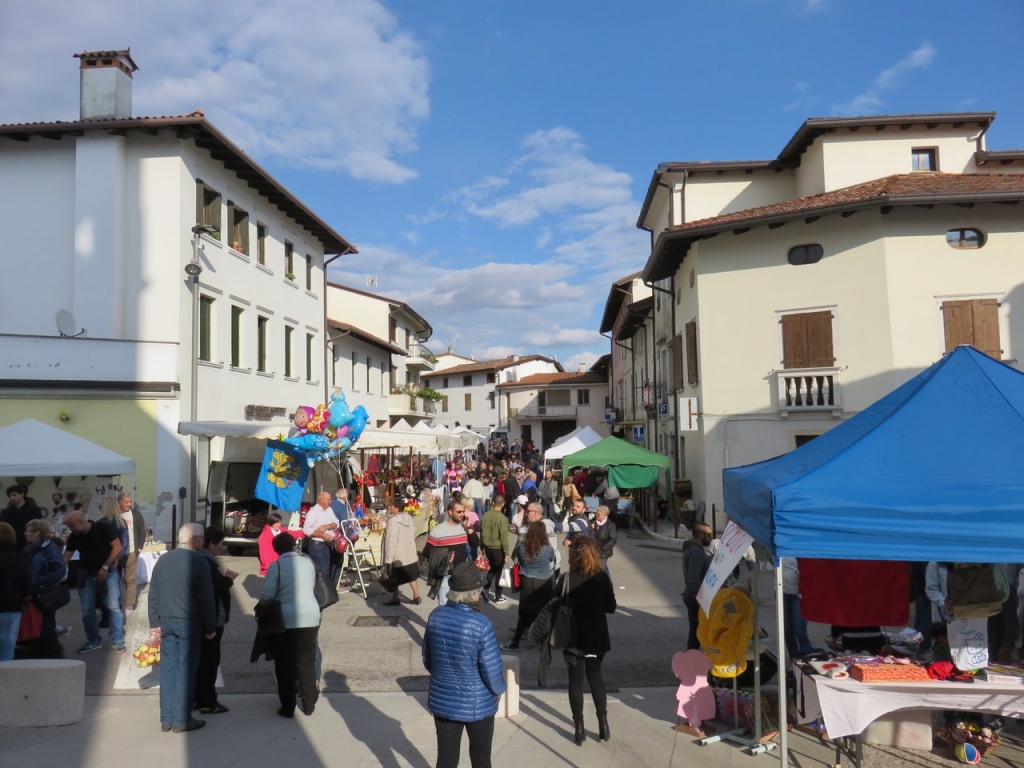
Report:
0,686,990,768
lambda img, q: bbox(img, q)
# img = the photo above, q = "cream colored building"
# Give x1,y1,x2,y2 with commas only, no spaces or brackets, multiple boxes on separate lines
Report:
637,112,1024,517
498,368,610,451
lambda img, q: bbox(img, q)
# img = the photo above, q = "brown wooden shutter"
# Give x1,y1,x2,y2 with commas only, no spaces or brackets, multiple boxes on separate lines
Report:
672,333,684,391
685,321,699,385
941,300,973,353
781,314,807,368
195,180,204,226
971,299,1002,359
805,311,835,367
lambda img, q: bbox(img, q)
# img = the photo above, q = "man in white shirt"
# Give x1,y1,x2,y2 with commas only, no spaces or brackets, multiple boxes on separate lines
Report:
302,491,337,582
461,471,487,519
119,492,147,615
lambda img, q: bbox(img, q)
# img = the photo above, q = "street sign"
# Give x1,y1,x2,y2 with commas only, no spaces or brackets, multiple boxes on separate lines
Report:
679,396,700,431
657,403,669,417
632,425,645,444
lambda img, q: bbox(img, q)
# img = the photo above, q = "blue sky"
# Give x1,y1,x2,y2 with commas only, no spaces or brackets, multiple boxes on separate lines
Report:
3,0,1022,369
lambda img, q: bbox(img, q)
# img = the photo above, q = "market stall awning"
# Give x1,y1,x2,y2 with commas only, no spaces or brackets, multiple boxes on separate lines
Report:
724,346,1024,562
546,425,604,461
178,421,292,439
561,435,669,488
0,419,134,476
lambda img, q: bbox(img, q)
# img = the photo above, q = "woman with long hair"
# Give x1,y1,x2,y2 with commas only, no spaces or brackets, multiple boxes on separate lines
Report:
502,520,554,650
561,472,581,514
195,527,238,714
562,537,616,745
260,531,320,718
97,496,128,626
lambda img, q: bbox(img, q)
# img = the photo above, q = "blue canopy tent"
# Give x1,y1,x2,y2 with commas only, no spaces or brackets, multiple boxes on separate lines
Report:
722,347,1024,766
724,346,1024,563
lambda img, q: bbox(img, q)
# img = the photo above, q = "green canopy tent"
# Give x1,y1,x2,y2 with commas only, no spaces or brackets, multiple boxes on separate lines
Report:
561,435,670,488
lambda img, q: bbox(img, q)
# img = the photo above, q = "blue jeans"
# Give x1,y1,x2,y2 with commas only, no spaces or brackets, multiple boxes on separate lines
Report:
0,611,21,661
783,593,814,659
79,570,125,645
437,575,451,606
913,594,933,652
160,617,202,727
307,540,331,582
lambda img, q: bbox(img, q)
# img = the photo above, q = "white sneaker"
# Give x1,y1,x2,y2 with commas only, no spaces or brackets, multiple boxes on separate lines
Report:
494,596,508,604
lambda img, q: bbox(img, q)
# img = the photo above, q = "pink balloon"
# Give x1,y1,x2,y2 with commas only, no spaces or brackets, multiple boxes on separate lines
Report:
336,425,349,438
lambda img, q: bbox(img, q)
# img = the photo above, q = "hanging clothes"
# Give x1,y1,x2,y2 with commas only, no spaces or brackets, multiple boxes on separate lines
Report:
799,559,910,627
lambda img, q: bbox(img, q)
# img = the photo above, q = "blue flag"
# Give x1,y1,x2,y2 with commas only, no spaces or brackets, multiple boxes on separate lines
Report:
255,440,311,511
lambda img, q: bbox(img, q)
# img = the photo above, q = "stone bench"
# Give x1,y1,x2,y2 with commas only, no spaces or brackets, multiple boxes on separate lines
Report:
0,660,86,726
496,654,520,718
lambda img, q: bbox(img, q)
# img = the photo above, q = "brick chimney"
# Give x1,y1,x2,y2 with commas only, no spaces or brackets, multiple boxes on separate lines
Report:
74,49,138,120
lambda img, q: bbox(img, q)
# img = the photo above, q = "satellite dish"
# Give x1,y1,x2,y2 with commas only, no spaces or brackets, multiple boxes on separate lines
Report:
56,310,86,338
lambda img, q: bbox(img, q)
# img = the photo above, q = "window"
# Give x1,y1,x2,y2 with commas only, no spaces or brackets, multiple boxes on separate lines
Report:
486,372,496,384
306,334,315,382
195,180,221,238
942,299,1001,359
781,311,834,369
230,306,243,367
489,392,496,410
256,317,268,374
284,241,294,279
686,321,699,386
227,202,249,254
946,228,986,249
441,396,449,413
284,326,293,377
442,377,448,388
366,356,372,392
389,317,397,343
577,389,590,405
463,375,472,386
787,244,823,266
912,147,937,172
256,222,267,265
350,351,357,390
464,393,472,410
198,296,213,361
305,253,313,291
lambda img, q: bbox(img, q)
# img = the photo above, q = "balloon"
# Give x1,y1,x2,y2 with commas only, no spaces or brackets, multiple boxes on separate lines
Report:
349,405,368,441
291,405,315,435
284,433,331,452
335,425,349,439
307,404,331,434
327,390,354,428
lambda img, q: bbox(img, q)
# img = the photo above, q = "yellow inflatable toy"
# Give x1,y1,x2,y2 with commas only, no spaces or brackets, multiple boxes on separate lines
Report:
696,588,755,678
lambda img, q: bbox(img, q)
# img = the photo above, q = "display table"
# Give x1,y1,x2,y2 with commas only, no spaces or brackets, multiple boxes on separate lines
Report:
135,550,165,585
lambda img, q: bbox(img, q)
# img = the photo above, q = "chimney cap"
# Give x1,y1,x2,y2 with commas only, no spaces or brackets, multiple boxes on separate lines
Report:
74,49,139,76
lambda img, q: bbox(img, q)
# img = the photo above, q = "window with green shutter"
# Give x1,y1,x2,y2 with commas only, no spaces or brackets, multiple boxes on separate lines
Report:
230,306,243,367
198,296,213,362
257,317,268,373
227,202,249,254
195,181,222,239
284,326,293,377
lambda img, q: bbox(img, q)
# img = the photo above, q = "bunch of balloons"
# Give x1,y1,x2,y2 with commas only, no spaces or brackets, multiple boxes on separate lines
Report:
285,390,369,467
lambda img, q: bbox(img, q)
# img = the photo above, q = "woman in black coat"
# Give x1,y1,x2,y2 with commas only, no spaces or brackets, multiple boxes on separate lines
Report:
195,527,237,714
562,537,616,746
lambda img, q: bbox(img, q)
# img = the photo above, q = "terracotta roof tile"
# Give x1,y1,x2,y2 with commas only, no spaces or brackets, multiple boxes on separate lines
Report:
425,355,559,378
497,371,607,388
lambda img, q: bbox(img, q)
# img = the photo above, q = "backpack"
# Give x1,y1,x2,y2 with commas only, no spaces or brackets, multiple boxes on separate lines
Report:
946,563,1009,618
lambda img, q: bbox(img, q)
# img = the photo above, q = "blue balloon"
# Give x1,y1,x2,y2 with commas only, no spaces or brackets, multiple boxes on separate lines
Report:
327,390,354,429
349,406,368,441
284,433,330,452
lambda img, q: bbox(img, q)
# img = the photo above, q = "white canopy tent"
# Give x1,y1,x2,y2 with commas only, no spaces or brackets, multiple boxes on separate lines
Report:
0,419,134,476
544,425,603,462
391,418,415,431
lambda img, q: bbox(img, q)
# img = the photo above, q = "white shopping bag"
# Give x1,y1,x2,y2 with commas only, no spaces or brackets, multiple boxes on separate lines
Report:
948,617,989,670
499,565,513,589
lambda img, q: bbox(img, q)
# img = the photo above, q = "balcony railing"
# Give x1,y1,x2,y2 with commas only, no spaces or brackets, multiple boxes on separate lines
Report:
388,392,428,417
406,343,436,370
510,405,578,419
777,368,842,415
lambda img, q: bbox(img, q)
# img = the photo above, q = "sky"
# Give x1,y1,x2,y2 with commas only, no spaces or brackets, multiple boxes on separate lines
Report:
2,0,1022,371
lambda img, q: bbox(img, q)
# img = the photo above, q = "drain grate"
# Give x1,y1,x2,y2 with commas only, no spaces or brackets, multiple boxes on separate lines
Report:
352,615,401,627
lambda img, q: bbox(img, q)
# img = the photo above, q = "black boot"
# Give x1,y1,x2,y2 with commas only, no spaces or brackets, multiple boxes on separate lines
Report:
598,714,610,741
574,719,586,746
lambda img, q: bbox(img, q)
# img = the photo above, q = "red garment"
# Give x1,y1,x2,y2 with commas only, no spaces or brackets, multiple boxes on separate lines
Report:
799,559,910,627
258,525,278,577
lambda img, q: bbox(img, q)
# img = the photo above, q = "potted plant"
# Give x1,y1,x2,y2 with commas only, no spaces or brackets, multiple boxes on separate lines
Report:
416,386,443,403
285,272,296,281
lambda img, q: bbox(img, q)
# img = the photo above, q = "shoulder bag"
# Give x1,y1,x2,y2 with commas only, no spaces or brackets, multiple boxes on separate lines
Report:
255,563,286,636
549,573,577,651
35,583,71,613
307,555,339,609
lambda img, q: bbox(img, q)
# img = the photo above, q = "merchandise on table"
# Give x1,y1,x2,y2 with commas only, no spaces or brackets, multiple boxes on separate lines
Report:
849,661,930,682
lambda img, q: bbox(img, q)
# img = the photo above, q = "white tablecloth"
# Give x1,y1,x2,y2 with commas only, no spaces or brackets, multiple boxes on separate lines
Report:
803,671,1024,738
135,551,163,584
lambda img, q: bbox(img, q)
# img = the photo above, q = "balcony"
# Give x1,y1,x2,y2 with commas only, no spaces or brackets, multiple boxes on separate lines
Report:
406,343,436,371
777,368,842,416
388,392,436,418
510,405,578,420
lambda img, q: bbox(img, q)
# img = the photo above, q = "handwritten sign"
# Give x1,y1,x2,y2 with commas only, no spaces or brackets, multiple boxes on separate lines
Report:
696,521,754,615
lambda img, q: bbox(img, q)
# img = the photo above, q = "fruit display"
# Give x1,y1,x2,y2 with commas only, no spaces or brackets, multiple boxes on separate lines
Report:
133,640,161,667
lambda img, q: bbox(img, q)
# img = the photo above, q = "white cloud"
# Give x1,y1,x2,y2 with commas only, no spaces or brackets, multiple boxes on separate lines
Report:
833,42,937,115
522,328,603,347
0,0,429,183
401,231,421,244
563,351,600,372
535,227,552,249
406,210,446,225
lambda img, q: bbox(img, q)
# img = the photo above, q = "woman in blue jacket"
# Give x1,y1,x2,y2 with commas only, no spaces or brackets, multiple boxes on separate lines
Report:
24,518,67,659
422,561,507,768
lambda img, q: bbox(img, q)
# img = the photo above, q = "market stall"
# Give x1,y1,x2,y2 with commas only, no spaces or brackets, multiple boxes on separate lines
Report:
544,425,603,466
722,346,1024,767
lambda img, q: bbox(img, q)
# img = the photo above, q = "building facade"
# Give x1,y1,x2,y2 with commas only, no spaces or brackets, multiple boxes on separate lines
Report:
0,50,355,537
498,368,611,450
637,111,1024,518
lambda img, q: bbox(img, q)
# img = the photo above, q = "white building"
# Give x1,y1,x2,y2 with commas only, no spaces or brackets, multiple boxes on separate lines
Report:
599,272,654,446
637,111,1024,518
497,367,611,450
0,50,355,537
423,354,561,434
325,282,435,427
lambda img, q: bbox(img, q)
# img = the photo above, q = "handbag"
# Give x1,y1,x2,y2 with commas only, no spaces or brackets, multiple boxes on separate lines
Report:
18,602,43,642
255,563,286,637
549,574,576,651
378,563,400,593
511,563,521,590
35,583,71,613
314,574,339,609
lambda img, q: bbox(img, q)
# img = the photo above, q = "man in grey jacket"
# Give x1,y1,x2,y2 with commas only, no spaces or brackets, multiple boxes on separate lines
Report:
681,521,713,651
148,523,216,733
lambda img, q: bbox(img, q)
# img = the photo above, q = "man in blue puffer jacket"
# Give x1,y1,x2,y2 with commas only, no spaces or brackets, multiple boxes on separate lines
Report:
423,561,507,768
